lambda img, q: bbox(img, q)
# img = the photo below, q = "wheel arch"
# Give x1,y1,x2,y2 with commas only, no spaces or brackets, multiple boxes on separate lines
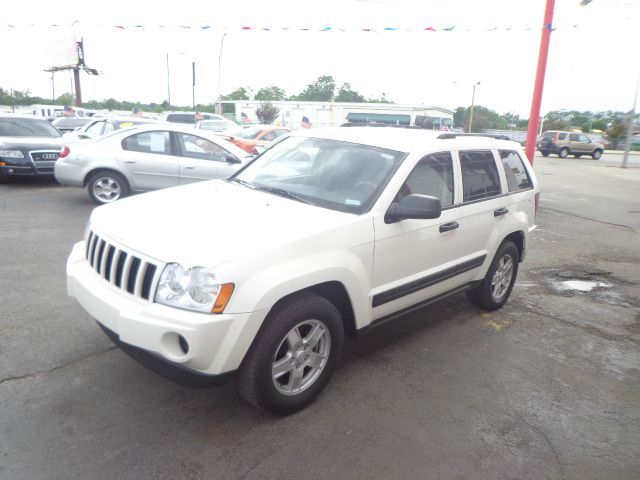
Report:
503,230,525,263
83,167,131,189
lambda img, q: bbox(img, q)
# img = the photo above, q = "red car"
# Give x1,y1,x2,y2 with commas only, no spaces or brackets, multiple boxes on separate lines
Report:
224,125,290,154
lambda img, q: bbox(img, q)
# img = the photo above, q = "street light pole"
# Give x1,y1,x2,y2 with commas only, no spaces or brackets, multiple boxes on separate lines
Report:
218,33,227,116
166,53,171,108
192,61,196,112
468,81,480,133
621,72,639,169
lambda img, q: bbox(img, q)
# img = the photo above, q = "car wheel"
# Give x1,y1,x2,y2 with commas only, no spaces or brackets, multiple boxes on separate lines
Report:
236,292,344,415
466,240,519,311
592,149,603,160
558,148,569,158
540,151,549,157
87,171,129,205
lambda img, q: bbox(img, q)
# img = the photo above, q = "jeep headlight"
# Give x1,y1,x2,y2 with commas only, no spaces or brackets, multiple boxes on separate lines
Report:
154,263,234,313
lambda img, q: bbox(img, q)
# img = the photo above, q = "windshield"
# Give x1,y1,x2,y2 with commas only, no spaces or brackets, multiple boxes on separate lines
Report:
232,136,405,214
0,118,62,138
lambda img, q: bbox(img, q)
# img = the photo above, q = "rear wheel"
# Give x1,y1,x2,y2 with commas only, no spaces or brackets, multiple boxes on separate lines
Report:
467,241,519,311
558,148,569,158
592,149,603,160
237,292,344,415
87,171,129,205
540,151,550,157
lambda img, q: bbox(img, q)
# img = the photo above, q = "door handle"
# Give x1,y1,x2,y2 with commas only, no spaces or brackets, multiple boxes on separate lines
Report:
184,165,195,170
494,207,509,217
439,221,459,233
124,160,136,164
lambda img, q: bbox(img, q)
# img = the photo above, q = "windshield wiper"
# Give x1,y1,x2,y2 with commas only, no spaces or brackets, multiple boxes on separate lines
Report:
251,185,313,205
230,178,257,189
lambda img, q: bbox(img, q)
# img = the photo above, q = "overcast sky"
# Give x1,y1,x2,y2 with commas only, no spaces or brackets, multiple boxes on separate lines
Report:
1,0,638,117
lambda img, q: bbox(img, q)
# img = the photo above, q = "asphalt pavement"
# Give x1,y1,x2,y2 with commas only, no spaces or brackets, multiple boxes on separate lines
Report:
1,157,639,480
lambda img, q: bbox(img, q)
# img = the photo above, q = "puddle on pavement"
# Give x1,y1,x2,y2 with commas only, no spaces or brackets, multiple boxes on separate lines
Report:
529,267,630,306
552,279,612,292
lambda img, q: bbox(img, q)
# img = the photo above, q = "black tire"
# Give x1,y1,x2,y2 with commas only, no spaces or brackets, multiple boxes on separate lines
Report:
466,240,519,311
540,151,550,157
574,154,582,158
558,148,569,159
592,149,603,160
87,171,129,205
236,292,344,415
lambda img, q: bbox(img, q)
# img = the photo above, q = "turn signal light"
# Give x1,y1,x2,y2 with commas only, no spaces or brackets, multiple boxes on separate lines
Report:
212,283,235,313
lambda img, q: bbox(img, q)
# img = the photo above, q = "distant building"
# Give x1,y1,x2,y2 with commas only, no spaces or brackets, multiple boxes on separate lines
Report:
223,100,454,130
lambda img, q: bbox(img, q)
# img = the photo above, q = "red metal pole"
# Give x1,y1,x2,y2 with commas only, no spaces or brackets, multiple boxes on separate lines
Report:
525,0,556,165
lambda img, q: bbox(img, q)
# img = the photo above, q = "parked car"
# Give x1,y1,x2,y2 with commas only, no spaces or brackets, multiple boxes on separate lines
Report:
54,123,253,204
195,118,237,132
0,113,63,181
65,127,539,414
224,125,291,154
159,111,227,125
64,116,160,140
51,117,93,133
537,130,604,159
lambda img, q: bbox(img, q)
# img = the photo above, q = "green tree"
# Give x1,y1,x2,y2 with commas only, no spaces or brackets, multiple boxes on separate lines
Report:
255,86,286,101
222,87,252,101
293,75,335,101
335,83,365,103
55,93,74,106
255,102,280,124
367,92,392,103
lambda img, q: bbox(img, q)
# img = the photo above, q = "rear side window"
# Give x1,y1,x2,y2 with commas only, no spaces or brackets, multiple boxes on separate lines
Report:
459,150,501,202
499,150,532,192
397,152,454,207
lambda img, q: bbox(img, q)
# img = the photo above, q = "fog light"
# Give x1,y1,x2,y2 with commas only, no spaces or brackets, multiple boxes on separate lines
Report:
178,335,189,355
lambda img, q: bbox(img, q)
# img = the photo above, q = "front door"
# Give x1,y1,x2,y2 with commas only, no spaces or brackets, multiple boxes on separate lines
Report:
118,130,181,191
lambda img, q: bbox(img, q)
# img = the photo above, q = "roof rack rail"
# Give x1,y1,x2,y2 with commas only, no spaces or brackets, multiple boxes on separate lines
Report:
437,133,511,140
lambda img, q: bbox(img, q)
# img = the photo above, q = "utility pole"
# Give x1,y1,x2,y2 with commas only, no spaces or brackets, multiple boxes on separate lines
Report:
468,81,480,133
192,61,196,112
621,72,639,169
218,33,227,115
166,53,171,108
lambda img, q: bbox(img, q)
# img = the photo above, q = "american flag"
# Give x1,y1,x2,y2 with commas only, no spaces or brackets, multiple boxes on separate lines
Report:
301,115,312,129
440,122,451,132
241,112,250,123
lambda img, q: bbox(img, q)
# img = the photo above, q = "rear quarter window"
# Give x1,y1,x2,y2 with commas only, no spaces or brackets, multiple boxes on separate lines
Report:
499,150,532,192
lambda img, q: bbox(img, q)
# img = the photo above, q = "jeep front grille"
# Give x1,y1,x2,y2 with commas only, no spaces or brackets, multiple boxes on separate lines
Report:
85,231,159,301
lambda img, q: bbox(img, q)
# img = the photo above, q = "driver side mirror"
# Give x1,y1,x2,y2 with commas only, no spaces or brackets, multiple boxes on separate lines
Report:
385,194,442,224
225,154,241,164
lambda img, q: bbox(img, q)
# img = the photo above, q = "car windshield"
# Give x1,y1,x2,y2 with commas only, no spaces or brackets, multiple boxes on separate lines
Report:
232,136,405,214
0,118,62,137
228,126,264,139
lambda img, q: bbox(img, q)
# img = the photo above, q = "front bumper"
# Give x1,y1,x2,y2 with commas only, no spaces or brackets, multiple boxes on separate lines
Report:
0,164,50,176
66,241,267,378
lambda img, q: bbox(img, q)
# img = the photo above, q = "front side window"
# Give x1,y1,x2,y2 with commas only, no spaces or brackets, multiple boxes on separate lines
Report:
499,150,532,192
233,136,405,214
85,121,105,137
396,152,454,207
569,133,580,141
459,150,501,202
122,131,171,155
176,133,229,161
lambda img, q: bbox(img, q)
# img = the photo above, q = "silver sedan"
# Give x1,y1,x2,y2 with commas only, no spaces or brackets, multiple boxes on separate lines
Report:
55,123,253,204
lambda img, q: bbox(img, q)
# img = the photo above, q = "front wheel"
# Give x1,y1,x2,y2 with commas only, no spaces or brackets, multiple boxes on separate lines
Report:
467,241,519,311
592,149,603,160
87,171,129,205
558,148,569,159
236,292,344,415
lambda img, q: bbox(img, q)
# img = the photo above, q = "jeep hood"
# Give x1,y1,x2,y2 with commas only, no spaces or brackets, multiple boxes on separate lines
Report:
89,179,358,267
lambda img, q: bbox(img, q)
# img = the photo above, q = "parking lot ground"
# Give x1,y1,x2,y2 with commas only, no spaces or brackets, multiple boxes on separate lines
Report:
1,158,639,480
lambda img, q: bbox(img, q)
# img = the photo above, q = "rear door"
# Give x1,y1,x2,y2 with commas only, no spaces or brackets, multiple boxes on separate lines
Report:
453,149,510,283
118,130,181,191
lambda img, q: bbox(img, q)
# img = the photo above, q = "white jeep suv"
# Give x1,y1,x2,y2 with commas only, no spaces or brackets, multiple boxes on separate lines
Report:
66,127,539,414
